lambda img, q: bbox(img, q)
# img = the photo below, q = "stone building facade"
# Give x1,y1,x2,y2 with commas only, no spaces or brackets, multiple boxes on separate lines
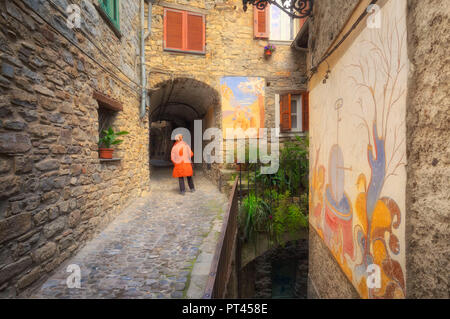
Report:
146,0,307,129
0,0,150,297
146,0,308,181
0,0,309,297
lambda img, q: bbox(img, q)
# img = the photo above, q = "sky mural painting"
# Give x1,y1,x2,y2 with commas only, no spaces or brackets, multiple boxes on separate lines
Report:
221,76,265,139
309,0,408,299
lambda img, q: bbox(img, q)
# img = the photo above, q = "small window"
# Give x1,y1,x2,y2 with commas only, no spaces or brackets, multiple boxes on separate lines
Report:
254,6,270,38
290,96,300,130
270,1,298,41
93,90,123,138
279,92,309,132
99,0,120,30
253,1,299,41
164,8,206,54
98,107,116,136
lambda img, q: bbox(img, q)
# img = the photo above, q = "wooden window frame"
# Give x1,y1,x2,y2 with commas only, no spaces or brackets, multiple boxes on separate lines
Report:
254,6,270,39
99,0,120,30
96,0,121,38
93,91,123,112
279,92,309,133
163,8,206,55
255,2,300,41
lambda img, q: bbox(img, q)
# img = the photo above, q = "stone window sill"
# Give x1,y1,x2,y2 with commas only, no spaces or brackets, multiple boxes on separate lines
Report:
268,40,294,46
99,158,122,163
163,48,206,56
278,131,308,138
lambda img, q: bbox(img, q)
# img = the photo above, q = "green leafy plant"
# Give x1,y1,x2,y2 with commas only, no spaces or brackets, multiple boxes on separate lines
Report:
239,193,270,242
236,135,309,246
253,135,309,195
272,191,308,245
98,127,129,148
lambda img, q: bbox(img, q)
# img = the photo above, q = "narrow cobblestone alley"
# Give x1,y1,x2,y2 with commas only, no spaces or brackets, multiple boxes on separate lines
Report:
29,168,228,299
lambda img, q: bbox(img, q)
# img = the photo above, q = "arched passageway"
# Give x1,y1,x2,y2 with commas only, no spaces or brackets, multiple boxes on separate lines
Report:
148,78,220,167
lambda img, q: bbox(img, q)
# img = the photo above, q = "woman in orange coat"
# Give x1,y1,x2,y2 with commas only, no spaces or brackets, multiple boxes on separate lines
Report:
171,134,195,195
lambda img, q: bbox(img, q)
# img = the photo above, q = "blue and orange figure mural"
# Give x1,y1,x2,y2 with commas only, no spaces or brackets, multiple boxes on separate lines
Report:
309,0,408,299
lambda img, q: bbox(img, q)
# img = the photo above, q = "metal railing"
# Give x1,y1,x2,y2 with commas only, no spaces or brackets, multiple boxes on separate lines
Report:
236,160,308,204
203,177,240,299
203,157,308,298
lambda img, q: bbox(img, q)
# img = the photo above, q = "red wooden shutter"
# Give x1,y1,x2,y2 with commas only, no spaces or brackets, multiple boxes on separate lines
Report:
302,92,309,131
187,13,205,52
299,17,308,31
164,9,183,50
254,6,269,38
280,94,291,132
298,1,310,31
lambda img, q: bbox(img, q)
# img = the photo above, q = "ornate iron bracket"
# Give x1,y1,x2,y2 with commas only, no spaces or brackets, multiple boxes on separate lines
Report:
243,0,313,19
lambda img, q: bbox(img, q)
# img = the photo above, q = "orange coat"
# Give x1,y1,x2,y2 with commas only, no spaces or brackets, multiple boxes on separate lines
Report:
171,141,194,178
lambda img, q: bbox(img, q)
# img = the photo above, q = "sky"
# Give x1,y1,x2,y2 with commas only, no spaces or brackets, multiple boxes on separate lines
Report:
220,77,264,108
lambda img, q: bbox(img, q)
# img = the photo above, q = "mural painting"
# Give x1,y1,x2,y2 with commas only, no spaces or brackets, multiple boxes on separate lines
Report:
220,77,265,139
309,0,408,299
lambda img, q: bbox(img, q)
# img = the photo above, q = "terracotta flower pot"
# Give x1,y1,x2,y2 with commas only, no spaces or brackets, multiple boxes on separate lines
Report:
99,148,114,159
264,50,272,56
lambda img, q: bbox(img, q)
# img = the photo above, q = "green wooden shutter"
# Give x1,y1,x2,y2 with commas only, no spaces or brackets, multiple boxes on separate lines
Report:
112,0,120,29
100,0,120,30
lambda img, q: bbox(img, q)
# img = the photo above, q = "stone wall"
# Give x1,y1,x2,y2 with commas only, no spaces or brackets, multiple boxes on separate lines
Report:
240,239,309,299
405,0,450,298
0,0,149,297
308,227,359,299
308,0,360,68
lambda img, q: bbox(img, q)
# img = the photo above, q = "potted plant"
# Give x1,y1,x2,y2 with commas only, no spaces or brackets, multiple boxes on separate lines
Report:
264,44,276,57
98,127,129,159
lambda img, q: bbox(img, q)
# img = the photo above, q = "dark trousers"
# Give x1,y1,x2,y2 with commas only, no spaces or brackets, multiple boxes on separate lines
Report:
179,176,195,193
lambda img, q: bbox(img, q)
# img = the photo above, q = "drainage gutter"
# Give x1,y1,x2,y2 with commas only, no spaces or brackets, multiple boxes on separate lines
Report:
140,0,153,119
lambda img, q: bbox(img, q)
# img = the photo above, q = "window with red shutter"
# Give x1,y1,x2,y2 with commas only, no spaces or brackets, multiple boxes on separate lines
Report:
280,94,292,132
164,9,183,50
187,13,205,52
254,6,269,38
278,92,309,133
302,92,309,132
298,1,310,32
164,8,205,54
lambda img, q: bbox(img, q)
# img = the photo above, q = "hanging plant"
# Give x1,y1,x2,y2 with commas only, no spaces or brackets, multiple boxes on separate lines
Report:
264,44,276,57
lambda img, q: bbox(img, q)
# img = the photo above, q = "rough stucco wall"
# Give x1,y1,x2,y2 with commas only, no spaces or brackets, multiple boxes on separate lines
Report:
405,0,450,298
308,228,359,298
309,0,360,67
306,0,363,299
308,0,409,299
0,0,149,297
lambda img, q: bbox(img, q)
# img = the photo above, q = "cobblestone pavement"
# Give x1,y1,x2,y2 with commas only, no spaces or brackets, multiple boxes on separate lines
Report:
30,168,228,299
